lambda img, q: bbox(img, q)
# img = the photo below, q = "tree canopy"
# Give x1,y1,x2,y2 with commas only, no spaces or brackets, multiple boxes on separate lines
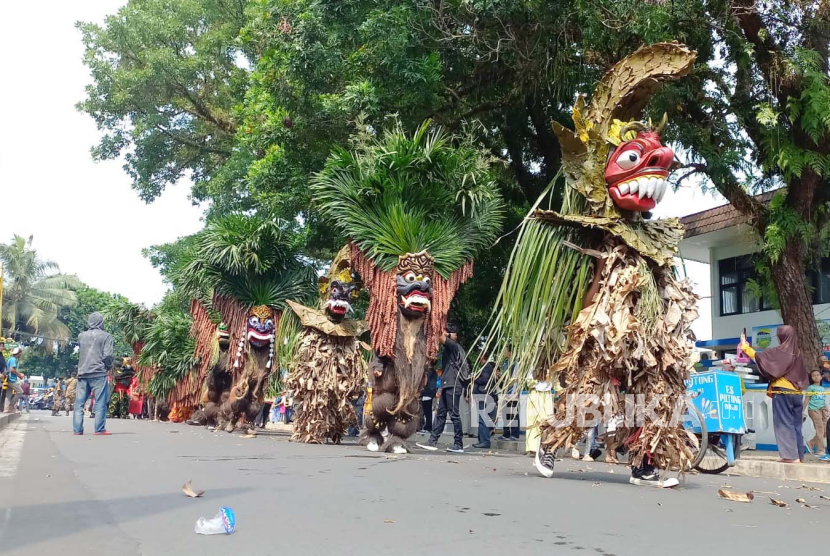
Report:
79,0,830,355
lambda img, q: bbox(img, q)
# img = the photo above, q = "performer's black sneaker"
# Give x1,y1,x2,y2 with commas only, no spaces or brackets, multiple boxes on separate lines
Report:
446,444,464,453
589,448,603,460
535,446,555,478
416,440,438,451
629,469,680,488
472,443,491,449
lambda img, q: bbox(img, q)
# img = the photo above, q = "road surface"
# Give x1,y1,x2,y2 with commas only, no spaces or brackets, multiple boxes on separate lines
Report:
0,412,825,556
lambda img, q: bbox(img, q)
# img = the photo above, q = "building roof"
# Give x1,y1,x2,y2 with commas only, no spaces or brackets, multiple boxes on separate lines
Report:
681,190,777,239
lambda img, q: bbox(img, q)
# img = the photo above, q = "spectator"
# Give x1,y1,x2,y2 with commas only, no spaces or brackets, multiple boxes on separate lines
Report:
0,338,6,410
472,357,499,449
819,356,830,387
739,326,808,463
498,348,521,441
417,324,470,453
73,312,114,436
5,347,25,413
806,370,829,459
20,378,31,413
419,366,438,434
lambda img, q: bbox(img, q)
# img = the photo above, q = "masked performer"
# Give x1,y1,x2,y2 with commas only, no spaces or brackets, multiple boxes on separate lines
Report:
287,247,369,444
312,121,504,453
165,213,317,434
483,43,699,487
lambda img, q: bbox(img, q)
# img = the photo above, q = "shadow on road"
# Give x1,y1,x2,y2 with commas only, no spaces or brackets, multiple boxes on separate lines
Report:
4,487,252,551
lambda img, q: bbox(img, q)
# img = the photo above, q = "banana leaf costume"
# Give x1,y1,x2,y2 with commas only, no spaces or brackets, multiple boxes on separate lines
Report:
287,246,369,444
312,122,504,453
487,43,700,474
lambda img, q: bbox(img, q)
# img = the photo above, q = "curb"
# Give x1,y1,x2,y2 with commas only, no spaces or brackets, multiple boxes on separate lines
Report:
732,458,830,484
0,412,21,433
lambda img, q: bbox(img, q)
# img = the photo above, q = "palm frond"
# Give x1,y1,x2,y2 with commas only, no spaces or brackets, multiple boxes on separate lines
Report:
312,119,505,277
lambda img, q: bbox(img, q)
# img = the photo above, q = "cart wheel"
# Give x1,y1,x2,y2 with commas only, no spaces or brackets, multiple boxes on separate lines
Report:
682,398,708,470
695,433,730,474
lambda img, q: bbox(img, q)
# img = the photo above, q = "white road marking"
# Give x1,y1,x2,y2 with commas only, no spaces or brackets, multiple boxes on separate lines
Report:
0,416,28,478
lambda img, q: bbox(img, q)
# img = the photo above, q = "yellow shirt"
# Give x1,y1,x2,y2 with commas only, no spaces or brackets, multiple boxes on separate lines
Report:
743,345,796,394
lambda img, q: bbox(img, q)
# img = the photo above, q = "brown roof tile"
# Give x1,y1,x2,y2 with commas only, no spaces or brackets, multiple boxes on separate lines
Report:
681,190,777,238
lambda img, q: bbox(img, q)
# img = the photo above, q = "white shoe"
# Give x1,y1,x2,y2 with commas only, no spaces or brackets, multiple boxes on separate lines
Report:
392,445,408,455
535,446,555,478
571,447,581,460
582,455,594,462
367,440,379,452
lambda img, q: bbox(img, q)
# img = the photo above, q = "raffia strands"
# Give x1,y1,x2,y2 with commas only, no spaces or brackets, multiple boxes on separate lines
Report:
350,242,473,360
168,295,248,409
130,341,157,384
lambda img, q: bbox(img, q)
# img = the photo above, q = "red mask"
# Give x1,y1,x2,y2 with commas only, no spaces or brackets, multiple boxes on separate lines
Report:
605,131,674,212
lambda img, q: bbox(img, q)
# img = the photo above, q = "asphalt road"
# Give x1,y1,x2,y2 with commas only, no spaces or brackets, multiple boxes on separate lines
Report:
0,412,826,556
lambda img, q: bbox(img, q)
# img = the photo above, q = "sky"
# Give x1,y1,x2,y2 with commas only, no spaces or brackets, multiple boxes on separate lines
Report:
0,1,725,337
0,0,204,307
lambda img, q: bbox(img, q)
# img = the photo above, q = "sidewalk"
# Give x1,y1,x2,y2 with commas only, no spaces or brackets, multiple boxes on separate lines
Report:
0,412,21,432
736,450,830,484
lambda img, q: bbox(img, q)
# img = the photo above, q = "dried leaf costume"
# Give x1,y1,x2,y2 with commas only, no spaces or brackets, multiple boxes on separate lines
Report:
312,121,504,453
287,247,369,444
483,43,700,480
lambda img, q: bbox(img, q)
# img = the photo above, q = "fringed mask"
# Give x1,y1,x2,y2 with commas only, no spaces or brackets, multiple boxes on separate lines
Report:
605,118,674,213
324,279,356,322
235,305,277,370
246,305,276,347
396,251,434,318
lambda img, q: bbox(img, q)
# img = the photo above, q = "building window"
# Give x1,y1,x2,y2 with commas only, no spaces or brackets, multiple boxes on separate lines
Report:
807,258,830,305
719,256,766,316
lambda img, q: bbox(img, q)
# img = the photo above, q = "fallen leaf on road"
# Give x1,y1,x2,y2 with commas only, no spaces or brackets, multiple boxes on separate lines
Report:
469,530,475,534
819,495,830,501
751,491,779,495
592,482,602,487
795,497,806,504
182,480,205,498
609,469,615,474
445,460,460,464
720,484,732,489
168,430,179,433
769,497,789,508
732,525,757,528
383,520,394,524
657,503,662,506
241,434,257,439
726,509,734,513
798,484,822,491
801,504,820,509
718,490,754,503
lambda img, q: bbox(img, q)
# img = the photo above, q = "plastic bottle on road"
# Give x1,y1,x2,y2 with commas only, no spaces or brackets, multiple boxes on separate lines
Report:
194,507,236,535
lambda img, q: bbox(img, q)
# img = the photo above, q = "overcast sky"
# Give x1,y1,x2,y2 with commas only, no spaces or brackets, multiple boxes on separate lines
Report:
0,1,724,337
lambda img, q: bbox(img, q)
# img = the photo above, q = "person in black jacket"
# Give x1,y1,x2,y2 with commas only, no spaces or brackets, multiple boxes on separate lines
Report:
420,366,438,433
417,324,469,453
472,357,500,448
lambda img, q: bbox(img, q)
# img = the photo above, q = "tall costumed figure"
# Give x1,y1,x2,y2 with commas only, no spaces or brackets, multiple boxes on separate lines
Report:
482,43,700,486
286,246,369,444
313,121,504,453
167,214,317,434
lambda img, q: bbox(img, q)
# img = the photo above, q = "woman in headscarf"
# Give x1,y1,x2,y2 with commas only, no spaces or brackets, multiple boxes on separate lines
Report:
739,325,809,463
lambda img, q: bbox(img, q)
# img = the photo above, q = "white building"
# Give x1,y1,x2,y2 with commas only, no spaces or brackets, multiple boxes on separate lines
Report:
679,191,830,354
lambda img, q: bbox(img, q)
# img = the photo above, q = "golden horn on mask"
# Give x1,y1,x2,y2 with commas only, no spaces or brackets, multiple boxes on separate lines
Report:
619,121,648,141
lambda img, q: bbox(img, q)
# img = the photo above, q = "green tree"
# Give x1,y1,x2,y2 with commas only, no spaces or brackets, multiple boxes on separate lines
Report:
0,235,82,343
76,0,250,201
20,286,134,379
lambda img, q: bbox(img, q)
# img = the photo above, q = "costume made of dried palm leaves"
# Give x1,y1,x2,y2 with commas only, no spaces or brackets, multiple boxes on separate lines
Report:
286,246,369,444
312,121,504,453
482,42,700,473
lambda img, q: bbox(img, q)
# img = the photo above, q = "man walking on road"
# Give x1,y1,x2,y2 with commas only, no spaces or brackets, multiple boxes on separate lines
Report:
20,379,31,413
5,347,26,413
417,324,470,453
73,312,114,435
0,338,7,411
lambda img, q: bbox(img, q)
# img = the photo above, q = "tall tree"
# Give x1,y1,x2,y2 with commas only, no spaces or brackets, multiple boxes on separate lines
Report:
0,235,81,343
76,0,250,201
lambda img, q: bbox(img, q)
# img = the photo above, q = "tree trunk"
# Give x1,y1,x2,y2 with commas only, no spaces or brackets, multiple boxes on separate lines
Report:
768,240,823,364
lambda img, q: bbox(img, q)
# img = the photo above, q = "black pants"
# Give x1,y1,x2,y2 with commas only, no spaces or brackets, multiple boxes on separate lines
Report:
503,394,520,438
0,388,7,412
255,403,271,428
421,399,433,432
429,387,463,447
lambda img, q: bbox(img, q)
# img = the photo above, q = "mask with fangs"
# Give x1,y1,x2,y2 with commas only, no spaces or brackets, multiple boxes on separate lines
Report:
395,251,434,318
